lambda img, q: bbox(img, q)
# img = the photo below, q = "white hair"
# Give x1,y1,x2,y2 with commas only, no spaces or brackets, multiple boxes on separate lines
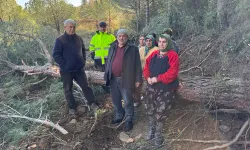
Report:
64,19,76,26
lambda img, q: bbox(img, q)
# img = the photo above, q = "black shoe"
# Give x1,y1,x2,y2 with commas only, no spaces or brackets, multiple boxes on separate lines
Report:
111,118,123,124
124,121,133,132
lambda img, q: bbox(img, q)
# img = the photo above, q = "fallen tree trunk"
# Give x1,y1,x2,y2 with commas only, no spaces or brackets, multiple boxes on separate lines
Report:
87,73,250,113
4,61,250,113
2,59,250,112
178,76,250,113
0,60,105,85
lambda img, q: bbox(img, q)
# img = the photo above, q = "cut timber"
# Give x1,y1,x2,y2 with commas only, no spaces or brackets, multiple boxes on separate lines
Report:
2,59,249,113
83,74,250,113
1,60,105,85
178,76,250,113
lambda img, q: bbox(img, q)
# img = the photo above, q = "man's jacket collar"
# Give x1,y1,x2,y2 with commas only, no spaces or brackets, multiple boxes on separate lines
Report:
64,32,77,39
110,40,133,48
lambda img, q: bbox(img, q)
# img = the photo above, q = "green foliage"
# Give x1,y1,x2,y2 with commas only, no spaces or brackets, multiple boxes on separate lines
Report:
140,0,250,39
0,74,65,146
26,0,75,34
0,22,58,65
0,0,22,21
6,128,28,145
79,0,134,32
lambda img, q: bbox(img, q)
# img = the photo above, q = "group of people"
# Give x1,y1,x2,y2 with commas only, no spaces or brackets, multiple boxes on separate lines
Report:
52,19,180,146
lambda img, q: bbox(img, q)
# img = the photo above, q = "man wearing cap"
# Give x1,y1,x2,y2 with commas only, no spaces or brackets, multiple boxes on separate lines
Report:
104,29,142,132
89,22,116,71
52,19,98,115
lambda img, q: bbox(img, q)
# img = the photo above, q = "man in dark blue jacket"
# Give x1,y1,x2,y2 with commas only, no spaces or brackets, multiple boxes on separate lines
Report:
52,19,98,115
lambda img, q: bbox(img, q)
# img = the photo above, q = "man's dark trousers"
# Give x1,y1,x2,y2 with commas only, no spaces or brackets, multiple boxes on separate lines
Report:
60,69,95,109
110,76,134,122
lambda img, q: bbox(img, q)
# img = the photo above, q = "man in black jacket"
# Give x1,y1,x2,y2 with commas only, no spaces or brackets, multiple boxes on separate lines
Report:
52,19,98,115
104,29,142,131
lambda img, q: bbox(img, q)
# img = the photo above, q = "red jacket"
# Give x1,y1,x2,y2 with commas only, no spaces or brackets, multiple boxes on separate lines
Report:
143,50,179,85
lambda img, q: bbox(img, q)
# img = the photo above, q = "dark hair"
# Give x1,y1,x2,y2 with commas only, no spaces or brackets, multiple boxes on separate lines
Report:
151,33,156,39
99,22,107,27
163,28,173,37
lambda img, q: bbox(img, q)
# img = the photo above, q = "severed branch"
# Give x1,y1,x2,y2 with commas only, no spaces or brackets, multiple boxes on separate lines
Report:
180,50,212,74
0,69,14,77
8,32,52,63
0,103,22,115
30,77,48,85
0,139,6,147
180,43,213,74
207,109,241,114
88,111,98,137
0,114,68,135
167,139,250,145
179,43,197,58
0,58,60,78
0,134,6,147
73,81,89,107
204,119,250,150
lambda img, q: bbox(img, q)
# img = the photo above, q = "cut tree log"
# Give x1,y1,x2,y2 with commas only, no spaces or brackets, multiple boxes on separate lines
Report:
3,60,249,113
0,60,105,85
178,76,250,113
2,58,250,113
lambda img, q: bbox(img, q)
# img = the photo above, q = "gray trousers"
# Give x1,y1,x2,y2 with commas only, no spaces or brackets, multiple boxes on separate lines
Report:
110,76,134,122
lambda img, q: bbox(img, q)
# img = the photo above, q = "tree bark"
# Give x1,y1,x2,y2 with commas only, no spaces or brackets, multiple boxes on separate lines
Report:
178,76,250,113
145,0,150,26
3,60,249,114
136,0,140,33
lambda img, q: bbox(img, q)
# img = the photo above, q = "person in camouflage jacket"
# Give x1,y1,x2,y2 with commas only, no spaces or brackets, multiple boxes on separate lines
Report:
143,34,179,146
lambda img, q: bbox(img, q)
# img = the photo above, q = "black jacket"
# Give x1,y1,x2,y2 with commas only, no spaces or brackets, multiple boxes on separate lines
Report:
52,33,86,72
104,40,142,89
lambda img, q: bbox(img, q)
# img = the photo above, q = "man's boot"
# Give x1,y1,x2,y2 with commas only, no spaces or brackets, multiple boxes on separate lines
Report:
154,122,164,146
145,116,156,140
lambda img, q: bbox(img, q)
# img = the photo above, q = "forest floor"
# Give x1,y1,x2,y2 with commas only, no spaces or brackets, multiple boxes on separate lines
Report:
5,89,247,150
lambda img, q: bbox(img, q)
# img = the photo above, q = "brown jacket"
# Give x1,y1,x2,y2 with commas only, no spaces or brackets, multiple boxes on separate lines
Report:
139,46,158,69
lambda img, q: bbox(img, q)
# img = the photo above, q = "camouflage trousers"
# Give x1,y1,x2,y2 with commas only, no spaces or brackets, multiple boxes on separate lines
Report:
144,85,175,123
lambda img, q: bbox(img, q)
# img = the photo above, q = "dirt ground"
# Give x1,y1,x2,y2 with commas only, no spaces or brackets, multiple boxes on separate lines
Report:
10,91,249,150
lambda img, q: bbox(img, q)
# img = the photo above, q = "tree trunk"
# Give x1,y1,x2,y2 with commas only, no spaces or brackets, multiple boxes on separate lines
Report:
166,0,171,27
178,76,250,113
145,0,150,26
82,0,86,5
136,0,140,33
217,0,229,32
4,58,250,113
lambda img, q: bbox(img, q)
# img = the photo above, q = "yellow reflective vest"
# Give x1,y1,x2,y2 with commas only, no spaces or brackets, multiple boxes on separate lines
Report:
89,31,116,64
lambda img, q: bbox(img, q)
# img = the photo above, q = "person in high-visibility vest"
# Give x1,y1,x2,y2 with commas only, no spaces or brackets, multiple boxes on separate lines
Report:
89,22,116,71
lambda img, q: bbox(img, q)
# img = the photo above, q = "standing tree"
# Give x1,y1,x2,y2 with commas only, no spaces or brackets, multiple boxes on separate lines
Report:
26,0,75,35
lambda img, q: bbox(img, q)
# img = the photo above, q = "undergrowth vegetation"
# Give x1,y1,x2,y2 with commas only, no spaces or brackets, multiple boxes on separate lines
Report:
0,74,64,146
